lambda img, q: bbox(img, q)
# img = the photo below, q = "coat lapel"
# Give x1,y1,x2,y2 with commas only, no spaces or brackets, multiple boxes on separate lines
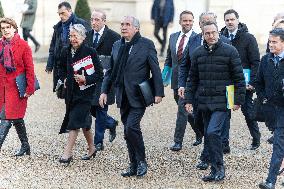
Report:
96,26,108,49
172,32,180,60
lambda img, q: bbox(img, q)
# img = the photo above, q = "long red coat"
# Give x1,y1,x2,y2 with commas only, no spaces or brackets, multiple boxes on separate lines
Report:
0,34,35,119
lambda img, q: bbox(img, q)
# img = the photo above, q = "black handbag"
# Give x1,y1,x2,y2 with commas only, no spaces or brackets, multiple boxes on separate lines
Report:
252,98,267,122
138,78,155,107
55,80,66,99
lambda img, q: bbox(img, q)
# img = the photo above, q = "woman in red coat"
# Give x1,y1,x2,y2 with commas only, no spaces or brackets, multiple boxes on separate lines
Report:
0,18,35,156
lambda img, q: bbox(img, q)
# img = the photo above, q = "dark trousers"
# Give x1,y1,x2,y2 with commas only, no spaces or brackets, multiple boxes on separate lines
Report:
221,110,231,147
241,91,260,142
173,90,203,144
265,104,277,132
200,111,228,170
154,19,168,54
22,28,39,46
266,106,284,185
90,105,117,145
120,98,146,163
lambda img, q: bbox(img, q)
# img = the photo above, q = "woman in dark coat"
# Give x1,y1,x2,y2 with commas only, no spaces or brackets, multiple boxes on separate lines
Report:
0,18,36,156
58,24,103,163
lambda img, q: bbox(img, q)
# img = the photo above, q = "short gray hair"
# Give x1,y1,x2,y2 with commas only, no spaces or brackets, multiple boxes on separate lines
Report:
69,24,87,38
124,16,140,29
199,12,217,23
91,9,106,21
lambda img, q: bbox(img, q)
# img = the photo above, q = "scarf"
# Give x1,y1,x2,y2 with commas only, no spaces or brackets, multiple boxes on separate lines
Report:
111,32,141,87
61,13,75,45
0,33,19,72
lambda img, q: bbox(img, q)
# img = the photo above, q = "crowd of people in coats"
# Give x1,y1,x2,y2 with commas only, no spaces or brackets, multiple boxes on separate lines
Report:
0,1,283,189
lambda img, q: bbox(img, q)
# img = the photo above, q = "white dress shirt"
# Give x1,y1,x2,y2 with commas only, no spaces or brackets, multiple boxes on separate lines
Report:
175,29,193,54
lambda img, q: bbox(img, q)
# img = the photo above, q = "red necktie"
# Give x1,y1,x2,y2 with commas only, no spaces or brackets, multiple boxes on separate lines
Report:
177,34,186,61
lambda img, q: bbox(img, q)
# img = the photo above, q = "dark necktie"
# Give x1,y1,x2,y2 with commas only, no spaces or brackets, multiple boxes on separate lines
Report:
275,55,280,68
230,34,234,41
93,33,99,48
177,34,186,61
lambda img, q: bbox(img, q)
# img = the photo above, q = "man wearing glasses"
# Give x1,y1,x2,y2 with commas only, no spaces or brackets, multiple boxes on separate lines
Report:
184,21,246,182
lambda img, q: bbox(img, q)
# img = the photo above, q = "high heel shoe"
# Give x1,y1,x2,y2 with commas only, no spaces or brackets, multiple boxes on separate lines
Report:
81,150,96,160
59,156,73,164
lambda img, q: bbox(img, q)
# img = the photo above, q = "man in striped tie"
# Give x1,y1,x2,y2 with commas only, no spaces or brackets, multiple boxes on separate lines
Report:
162,10,197,151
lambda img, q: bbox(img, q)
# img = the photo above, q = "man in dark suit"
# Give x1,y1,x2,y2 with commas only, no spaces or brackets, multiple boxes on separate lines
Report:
257,28,284,189
85,9,120,151
221,9,261,151
151,0,174,56
179,12,231,171
99,16,164,177
162,10,198,151
185,21,245,182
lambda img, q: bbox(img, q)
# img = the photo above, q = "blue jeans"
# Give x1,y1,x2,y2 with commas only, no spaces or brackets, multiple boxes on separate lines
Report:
91,105,117,145
266,106,284,185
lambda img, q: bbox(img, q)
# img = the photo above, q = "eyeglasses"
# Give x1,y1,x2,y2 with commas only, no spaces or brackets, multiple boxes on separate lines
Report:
204,31,218,37
0,25,12,30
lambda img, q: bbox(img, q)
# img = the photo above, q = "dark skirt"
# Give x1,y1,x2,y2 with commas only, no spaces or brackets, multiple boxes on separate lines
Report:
59,99,92,134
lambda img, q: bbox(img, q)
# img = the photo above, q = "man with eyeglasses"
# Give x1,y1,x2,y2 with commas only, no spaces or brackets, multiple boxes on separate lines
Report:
45,1,91,92
179,12,231,172
184,21,245,182
85,9,120,151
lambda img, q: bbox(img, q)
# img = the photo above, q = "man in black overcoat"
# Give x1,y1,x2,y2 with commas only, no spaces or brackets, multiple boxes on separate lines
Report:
99,16,164,177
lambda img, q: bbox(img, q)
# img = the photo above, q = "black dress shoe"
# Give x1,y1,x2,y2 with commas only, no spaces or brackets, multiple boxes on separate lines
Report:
81,150,96,160
59,156,73,164
250,142,260,150
278,167,284,175
259,181,275,189
215,166,225,181
109,120,118,143
95,143,104,151
121,163,137,177
137,161,147,177
267,136,274,144
202,167,225,182
169,142,182,151
192,138,202,146
196,161,209,170
223,145,231,154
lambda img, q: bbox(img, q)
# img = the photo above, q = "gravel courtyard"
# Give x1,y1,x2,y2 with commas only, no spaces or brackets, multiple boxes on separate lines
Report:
0,63,282,189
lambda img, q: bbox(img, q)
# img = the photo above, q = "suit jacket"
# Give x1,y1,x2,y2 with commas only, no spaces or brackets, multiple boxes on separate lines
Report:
164,31,196,89
85,26,120,105
102,36,164,108
178,33,231,88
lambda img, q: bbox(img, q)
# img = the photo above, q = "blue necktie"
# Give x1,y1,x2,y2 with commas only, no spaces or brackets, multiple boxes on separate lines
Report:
229,34,234,41
93,33,99,48
275,55,280,68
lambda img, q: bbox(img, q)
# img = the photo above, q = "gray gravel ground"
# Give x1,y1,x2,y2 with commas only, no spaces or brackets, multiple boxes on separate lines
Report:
0,63,283,189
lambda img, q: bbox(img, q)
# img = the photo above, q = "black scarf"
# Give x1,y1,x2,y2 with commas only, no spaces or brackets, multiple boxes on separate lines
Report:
111,32,141,87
